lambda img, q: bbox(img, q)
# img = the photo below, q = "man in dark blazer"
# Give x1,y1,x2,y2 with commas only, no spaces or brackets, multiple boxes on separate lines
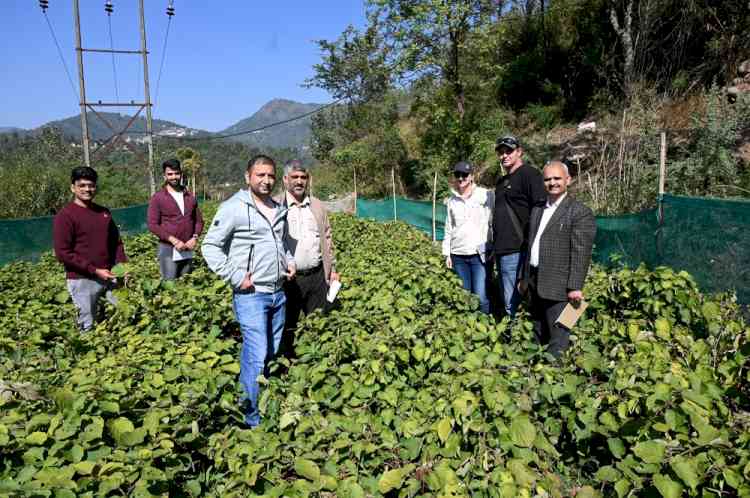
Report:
522,161,596,358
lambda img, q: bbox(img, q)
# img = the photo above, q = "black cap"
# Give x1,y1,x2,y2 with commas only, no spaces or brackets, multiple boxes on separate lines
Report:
453,161,473,174
495,135,520,151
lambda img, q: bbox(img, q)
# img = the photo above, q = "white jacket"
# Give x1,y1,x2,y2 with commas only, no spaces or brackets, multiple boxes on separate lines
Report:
442,185,494,257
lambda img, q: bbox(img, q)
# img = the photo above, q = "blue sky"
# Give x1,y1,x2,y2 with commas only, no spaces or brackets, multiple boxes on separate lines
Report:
1,1,367,131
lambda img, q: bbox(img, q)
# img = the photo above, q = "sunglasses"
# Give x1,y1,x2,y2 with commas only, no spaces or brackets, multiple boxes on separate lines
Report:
453,172,470,179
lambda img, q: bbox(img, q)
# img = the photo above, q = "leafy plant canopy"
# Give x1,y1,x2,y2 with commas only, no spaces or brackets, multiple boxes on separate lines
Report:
1,203,749,497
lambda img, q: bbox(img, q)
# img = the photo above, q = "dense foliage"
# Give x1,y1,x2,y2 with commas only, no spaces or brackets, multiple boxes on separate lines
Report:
0,129,300,219
307,0,750,208
1,208,749,497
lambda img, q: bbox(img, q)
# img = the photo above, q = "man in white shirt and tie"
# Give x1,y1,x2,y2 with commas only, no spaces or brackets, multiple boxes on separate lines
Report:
523,161,597,358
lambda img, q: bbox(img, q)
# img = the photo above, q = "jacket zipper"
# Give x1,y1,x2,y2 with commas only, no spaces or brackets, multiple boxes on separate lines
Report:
251,201,283,292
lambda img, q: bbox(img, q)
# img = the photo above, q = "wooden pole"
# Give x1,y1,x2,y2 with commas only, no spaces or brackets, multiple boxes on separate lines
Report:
658,131,667,223
432,170,438,242
391,167,397,221
353,166,358,215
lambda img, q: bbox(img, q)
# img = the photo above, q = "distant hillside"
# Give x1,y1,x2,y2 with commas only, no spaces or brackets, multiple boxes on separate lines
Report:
0,127,26,135
1,98,325,150
23,113,211,143
220,99,323,150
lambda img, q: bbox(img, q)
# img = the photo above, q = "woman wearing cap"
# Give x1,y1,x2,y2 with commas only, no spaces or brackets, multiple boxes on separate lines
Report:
442,161,494,314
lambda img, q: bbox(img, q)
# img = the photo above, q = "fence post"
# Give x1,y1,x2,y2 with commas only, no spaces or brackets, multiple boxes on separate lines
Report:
391,167,397,221
432,170,438,242
658,131,667,223
353,166,358,216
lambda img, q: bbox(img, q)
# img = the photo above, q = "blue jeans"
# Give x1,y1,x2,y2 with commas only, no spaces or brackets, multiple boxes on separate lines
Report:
232,289,286,427
451,254,490,314
497,252,524,318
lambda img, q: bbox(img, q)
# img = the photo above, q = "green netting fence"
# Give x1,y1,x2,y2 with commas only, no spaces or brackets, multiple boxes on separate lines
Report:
1,195,748,303
356,194,750,304
0,204,149,266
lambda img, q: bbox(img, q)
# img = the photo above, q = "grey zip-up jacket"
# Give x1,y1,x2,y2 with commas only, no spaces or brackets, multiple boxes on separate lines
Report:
202,190,294,293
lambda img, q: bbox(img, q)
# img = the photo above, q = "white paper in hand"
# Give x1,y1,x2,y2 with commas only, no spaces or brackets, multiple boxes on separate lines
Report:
172,248,194,262
327,280,342,303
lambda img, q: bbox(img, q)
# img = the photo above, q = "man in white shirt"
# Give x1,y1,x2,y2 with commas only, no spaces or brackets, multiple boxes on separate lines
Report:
523,161,596,358
277,160,339,357
147,159,204,280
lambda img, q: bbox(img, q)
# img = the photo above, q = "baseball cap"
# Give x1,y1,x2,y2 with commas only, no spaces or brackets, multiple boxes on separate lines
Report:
453,161,473,174
495,135,520,151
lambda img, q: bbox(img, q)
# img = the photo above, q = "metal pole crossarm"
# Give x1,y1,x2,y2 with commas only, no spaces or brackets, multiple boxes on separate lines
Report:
83,101,152,107
73,0,91,167
79,48,146,55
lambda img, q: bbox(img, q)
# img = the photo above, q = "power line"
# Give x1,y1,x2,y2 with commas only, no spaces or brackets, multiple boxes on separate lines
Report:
107,14,121,109
137,97,348,141
42,10,79,104
154,11,173,106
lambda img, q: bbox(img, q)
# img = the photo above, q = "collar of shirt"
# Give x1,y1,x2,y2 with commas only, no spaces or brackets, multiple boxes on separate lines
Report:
545,192,567,209
286,191,310,207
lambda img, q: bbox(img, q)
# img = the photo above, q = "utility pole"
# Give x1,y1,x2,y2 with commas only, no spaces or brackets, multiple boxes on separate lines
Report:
72,0,90,166
71,0,157,194
139,0,156,195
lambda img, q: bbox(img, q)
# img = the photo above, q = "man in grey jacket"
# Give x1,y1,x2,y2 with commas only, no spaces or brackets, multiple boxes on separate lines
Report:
202,154,296,427
522,161,596,358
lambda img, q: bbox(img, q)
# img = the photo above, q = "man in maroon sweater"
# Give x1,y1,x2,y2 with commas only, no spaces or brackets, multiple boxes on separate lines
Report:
147,158,204,279
53,166,128,331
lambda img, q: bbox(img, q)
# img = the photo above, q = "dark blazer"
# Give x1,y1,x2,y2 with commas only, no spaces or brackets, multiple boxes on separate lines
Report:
147,187,204,244
523,195,597,301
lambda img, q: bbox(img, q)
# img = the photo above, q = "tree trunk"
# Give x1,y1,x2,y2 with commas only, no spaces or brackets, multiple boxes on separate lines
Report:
610,0,635,98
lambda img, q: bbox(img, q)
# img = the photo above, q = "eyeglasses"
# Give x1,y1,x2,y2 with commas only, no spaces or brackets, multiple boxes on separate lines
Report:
497,148,514,156
453,172,470,179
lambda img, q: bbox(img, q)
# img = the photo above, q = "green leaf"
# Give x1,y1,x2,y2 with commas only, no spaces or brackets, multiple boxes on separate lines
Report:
633,440,666,464
653,473,683,498
670,456,702,491
510,415,537,448
73,461,96,475
378,466,413,494
594,465,621,482
24,431,47,445
294,458,320,482
654,318,671,340
701,302,720,320
54,290,70,303
436,418,452,443
576,486,600,498
508,459,536,487
337,478,365,498
111,263,130,278
243,463,262,486
0,424,8,446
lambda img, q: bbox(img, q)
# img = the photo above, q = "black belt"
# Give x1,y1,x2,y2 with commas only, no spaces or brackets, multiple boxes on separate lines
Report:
296,264,322,276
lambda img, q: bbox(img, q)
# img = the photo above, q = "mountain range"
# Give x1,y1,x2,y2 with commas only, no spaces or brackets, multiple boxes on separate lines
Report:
1,98,324,151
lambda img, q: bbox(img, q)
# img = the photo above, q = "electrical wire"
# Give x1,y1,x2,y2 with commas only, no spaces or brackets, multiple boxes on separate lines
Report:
107,14,120,110
154,14,172,106
42,11,79,104
132,97,348,141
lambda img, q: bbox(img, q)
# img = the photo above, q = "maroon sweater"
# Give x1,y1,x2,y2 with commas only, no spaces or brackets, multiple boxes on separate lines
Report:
53,202,128,279
147,188,204,244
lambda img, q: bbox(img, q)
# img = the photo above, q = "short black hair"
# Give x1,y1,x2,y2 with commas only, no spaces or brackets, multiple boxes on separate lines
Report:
247,154,276,173
71,166,98,184
162,158,181,172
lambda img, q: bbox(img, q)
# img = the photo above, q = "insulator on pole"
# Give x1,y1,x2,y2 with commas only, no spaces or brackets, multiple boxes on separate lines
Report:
166,0,175,17
39,0,49,13
105,1,113,15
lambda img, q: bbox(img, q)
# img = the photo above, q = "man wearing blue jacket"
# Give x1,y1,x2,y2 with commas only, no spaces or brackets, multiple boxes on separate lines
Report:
202,154,296,427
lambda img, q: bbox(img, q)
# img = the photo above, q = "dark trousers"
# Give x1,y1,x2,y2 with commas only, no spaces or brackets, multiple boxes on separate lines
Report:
528,267,570,358
158,242,193,280
281,265,327,358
